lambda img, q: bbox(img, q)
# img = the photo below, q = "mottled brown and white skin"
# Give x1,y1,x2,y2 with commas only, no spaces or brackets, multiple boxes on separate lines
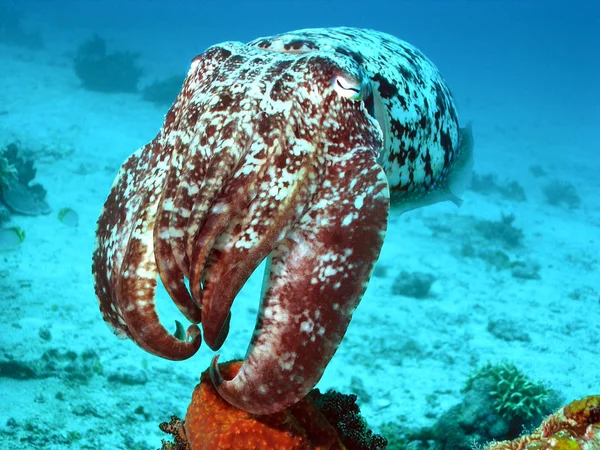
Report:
92,27,473,415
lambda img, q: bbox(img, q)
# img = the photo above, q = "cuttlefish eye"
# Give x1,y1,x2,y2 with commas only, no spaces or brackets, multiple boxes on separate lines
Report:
332,74,375,118
332,75,363,100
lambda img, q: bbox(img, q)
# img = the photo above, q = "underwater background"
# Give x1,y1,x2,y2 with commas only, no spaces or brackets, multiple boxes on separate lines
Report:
0,0,598,448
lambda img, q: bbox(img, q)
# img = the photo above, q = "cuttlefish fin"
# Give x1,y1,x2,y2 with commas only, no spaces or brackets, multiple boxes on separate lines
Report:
392,122,474,214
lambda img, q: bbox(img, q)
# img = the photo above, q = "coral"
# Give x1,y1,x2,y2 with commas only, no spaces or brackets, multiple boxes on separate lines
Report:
470,173,527,202
159,416,189,450
474,213,524,249
460,215,540,279
410,375,507,449
141,75,185,106
0,145,18,191
372,263,389,278
310,388,387,450
392,271,436,298
0,142,50,216
464,362,551,421
541,180,581,209
73,35,143,93
378,422,410,450
160,360,385,450
483,395,600,450
470,173,500,195
163,360,343,449
409,363,559,449
0,204,10,225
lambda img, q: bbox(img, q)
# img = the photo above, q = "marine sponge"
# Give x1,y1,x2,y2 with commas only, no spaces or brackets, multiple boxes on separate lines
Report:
160,360,386,450
162,360,345,449
464,362,550,421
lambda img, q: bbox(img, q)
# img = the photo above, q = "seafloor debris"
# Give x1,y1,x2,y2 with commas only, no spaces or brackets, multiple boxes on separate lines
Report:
487,318,531,343
0,348,103,383
391,270,436,299
473,213,524,250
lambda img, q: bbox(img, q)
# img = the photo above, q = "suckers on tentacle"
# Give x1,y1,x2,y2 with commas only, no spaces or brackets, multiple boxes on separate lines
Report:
92,27,472,415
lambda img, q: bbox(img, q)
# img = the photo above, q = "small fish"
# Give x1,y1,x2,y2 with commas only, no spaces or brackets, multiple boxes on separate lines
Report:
58,208,79,227
0,226,25,251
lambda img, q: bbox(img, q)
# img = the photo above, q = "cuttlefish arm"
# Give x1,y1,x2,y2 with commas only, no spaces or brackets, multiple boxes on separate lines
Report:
210,146,389,414
92,138,202,360
92,46,237,360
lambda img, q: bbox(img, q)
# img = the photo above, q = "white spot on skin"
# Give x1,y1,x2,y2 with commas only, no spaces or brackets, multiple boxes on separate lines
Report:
167,228,185,238
279,352,297,371
354,194,364,209
262,303,290,324
341,212,357,226
299,319,314,334
323,266,337,278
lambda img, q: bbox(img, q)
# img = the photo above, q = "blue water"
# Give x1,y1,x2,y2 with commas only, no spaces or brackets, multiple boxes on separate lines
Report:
0,1,598,449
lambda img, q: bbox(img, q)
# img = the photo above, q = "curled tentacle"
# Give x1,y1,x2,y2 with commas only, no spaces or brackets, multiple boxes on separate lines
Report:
210,146,389,414
193,124,318,350
93,138,201,360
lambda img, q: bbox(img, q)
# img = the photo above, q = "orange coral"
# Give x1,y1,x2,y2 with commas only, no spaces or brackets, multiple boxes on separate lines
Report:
484,395,600,450
161,360,346,450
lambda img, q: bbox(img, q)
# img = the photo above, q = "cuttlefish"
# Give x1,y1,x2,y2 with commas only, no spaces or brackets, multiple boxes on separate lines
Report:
92,27,473,415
